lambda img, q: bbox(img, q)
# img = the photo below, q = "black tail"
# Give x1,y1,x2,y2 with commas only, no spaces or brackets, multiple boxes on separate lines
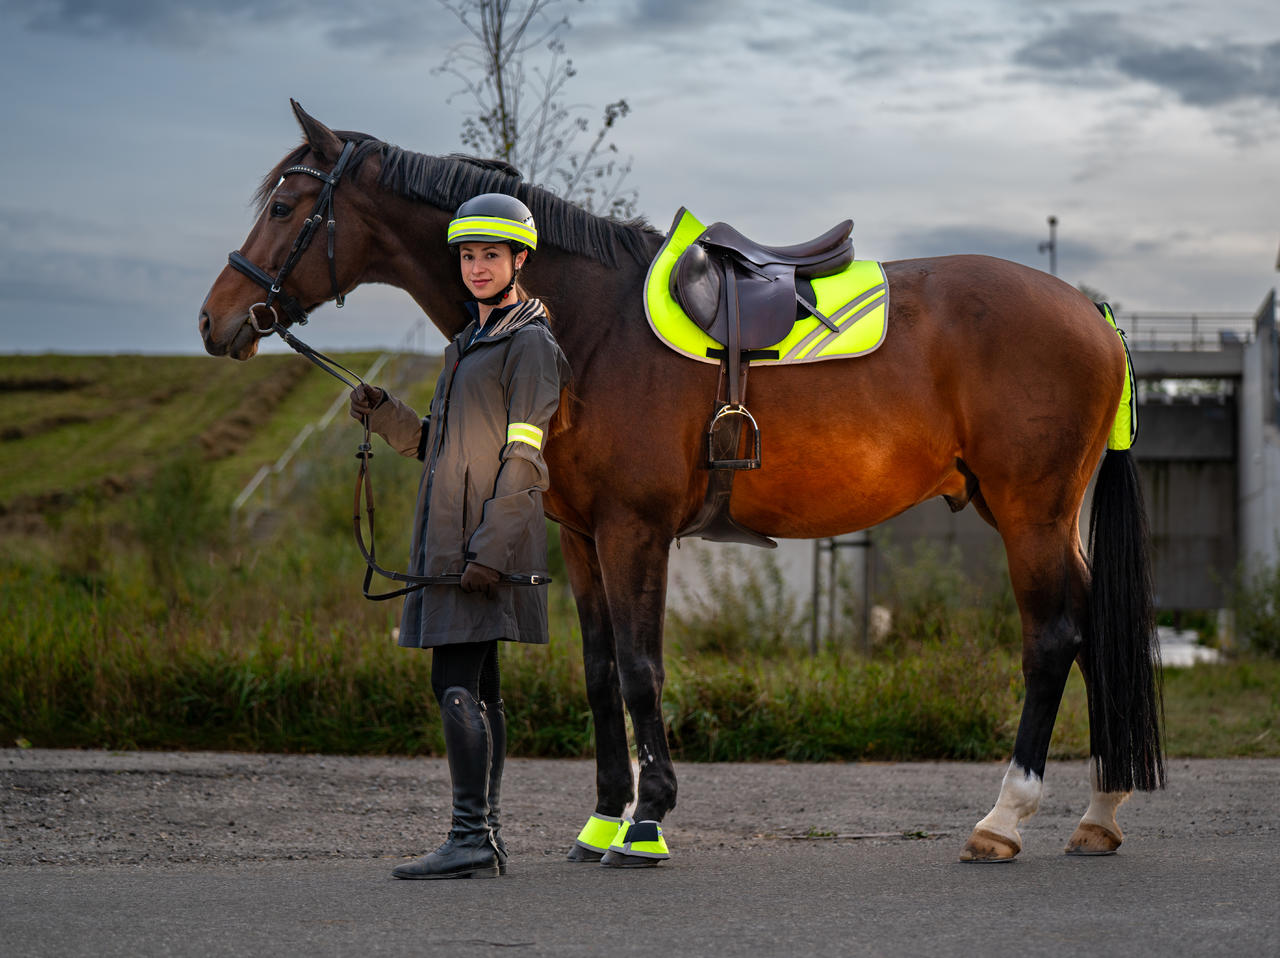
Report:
1086,448,1164,792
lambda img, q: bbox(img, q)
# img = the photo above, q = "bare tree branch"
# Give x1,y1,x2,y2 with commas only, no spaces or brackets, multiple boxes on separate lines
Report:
434,0,638,219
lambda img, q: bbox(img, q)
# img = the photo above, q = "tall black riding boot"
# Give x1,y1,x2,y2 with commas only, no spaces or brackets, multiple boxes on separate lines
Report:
392,687,500,880
487,698,508,874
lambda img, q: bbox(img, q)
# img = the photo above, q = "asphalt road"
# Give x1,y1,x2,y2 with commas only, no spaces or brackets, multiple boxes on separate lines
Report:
3,750,1278,957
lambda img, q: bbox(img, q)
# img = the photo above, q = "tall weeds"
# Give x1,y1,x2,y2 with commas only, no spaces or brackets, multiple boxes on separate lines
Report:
667,546,805,658
2,508,1031,759
5,405,1032,762
1229,559,1280,658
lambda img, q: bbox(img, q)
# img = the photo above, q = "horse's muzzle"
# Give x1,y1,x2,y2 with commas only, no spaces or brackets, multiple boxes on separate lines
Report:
199,309,262,360
198,310,226,357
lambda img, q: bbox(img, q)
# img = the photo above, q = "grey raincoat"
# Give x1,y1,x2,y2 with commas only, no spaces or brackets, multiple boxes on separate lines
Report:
366,298,571,648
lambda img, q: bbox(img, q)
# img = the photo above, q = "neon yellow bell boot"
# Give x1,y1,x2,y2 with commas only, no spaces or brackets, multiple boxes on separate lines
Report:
601,819,669,868
568,812,624,862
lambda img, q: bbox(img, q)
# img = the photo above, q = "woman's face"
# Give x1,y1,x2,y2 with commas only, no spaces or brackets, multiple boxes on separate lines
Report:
459,242,527,300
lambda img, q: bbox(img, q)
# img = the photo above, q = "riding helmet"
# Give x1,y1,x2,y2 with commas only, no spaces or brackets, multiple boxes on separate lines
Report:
447,193,538,254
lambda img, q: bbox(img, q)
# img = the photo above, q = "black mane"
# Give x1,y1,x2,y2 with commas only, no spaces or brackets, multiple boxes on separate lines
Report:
254,134,657,269
378,146,657,269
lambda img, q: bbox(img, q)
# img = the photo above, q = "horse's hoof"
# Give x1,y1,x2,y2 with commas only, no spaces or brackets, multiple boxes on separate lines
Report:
960,827,1021,862
567,844,604,863
600,848,661,868
1065,822,1122,856
601,819,669,867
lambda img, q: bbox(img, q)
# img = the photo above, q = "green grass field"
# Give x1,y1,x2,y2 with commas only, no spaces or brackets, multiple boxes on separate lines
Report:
2,353,1275,761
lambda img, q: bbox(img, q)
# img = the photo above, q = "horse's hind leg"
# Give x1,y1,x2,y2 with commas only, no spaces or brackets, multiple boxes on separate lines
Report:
559,526,637,861
1064,613,1136,857
1064,762,1129,855
962,519,1089,862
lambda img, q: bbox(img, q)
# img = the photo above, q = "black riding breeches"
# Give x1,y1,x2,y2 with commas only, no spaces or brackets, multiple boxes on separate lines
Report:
431,640,501,706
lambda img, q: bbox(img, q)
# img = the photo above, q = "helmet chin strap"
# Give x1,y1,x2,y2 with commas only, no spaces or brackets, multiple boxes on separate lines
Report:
478,267,521,307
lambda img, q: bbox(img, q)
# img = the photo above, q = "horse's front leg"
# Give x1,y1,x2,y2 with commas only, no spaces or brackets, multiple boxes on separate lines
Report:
559,525,636,862
592,514,676,867
962,523,1087,862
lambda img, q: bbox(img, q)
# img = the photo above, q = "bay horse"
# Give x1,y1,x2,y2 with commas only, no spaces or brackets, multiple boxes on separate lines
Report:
199,102,1162,864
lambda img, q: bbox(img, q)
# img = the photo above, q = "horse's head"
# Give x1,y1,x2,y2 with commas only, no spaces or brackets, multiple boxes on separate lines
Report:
199,101,383,360
201,101,657,360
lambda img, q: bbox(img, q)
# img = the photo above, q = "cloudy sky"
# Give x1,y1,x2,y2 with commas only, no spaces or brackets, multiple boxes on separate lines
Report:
1,0,1277,355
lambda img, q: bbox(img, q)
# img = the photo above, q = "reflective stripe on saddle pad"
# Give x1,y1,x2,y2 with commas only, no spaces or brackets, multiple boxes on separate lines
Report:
644,207,890,365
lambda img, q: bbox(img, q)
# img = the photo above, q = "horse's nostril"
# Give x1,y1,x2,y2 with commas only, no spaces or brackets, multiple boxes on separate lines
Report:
199,311,211,338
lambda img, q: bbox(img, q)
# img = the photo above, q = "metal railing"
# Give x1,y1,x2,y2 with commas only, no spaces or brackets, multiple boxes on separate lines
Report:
1117,312,1253,352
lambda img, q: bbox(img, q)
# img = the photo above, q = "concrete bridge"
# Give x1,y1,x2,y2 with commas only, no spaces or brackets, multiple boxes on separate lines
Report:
666,292,1278,640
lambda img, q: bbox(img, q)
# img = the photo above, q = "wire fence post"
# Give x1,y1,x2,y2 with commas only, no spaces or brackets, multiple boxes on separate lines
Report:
810,531,874,655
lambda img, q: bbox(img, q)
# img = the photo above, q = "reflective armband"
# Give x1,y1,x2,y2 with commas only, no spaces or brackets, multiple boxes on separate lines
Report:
506,422,544,450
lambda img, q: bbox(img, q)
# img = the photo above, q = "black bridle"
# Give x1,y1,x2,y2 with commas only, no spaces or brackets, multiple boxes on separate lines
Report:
228,140,357,333
226,140,548,599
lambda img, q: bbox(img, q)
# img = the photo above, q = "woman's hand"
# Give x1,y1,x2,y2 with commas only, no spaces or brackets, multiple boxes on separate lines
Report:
460,562,501,598
349,384,385,420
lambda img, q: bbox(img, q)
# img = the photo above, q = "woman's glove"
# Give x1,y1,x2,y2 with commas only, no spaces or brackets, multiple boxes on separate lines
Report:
460,562,501,599
348,384,386,420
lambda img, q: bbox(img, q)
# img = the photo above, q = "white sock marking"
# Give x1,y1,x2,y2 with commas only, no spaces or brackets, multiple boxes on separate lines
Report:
1079,758,1131,833
975,761,1043,844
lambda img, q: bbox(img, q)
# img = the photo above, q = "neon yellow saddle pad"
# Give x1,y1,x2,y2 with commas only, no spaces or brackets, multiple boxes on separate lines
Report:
643,208,889,365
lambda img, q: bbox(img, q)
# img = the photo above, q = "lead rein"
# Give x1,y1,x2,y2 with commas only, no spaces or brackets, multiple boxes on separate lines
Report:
263,316,549,599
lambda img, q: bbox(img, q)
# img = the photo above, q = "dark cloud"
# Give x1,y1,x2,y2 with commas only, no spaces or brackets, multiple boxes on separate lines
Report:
628,0,727,28
1014,12,1127,71
0,207,208,309
0,248,208,309
809,0,888,11
0,206,112,238
8,0,282,44
3,0,432,50
1118,41,1280,107
1015,14,1280,108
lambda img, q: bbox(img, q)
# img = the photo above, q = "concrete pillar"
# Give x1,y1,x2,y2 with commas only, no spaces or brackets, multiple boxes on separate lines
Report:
1239,290,1280,576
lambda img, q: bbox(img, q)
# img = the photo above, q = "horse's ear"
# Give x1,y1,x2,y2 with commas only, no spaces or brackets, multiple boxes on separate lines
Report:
290,99,342,162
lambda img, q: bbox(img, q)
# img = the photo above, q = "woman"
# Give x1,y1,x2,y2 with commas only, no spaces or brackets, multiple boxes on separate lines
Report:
350,193,571,879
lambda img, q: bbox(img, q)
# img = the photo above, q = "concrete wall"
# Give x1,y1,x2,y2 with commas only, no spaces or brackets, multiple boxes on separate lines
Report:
1141,459,1237,608
1133,400,1237,609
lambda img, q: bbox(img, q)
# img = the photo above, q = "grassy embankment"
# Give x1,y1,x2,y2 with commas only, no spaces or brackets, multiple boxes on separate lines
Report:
1,353,1276,760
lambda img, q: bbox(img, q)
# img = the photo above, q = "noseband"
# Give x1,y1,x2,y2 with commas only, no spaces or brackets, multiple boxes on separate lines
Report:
227,139,357,333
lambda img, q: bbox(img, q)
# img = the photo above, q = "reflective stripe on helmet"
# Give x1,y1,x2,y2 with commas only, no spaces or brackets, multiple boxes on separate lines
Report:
573,813,624,853
506,422,544,450
448,215,538,250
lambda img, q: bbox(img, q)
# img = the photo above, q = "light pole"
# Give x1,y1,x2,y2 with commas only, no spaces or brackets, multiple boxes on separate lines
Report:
1038,215,1058,276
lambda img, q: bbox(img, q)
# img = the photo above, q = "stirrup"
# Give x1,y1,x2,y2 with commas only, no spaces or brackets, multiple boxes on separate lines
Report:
707,404,760,470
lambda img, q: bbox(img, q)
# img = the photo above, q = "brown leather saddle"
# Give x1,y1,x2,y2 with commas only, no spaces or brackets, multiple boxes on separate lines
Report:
669,218,854,548
671,220,854,351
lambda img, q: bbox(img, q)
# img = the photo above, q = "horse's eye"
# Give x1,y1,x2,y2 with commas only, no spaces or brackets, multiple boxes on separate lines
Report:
270,202,291,218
